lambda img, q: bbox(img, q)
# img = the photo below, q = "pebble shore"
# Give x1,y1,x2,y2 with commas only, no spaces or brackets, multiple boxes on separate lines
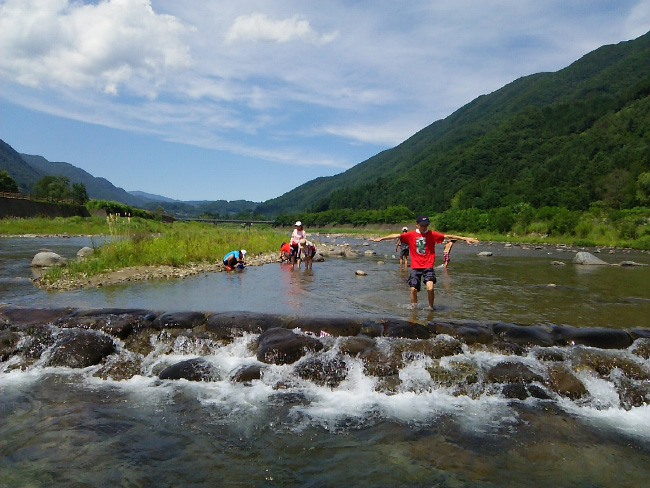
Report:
34,251,281,291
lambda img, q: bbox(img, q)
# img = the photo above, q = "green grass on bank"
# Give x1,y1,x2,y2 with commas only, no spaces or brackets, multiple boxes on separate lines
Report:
0,216,167,236
1,217,287,283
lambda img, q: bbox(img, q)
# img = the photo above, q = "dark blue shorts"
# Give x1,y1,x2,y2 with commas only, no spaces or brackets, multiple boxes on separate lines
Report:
408,268,436,291
399,248,409,258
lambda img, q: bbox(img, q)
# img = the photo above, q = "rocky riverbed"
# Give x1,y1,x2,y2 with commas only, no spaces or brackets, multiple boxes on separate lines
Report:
1,307,649,407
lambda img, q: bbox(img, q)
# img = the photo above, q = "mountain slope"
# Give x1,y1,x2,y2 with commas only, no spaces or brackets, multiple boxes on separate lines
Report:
0,139,45,192
19,154,147,206
257,30,650,215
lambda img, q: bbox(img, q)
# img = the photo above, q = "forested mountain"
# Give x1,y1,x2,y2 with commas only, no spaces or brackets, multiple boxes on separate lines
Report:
20,154,147,206
257,30,650,216
0,140,43,192
0,139,259,217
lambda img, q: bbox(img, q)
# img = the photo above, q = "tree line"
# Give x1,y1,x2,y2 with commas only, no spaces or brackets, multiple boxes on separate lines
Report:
0,172,89,204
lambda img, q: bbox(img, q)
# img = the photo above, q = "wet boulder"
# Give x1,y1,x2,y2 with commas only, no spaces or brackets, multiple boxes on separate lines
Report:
382,319,433,339
571,348,650,380
286,316,362,337
159,358,219,382
56,311,149,339
359,322,384,338
502,383,529,400
256,328,324,365
153,311,206,330
31,251,67,267
434,321,493,345
94,355,143,381
502,383,552,400
0,307,74,326
337,336,376,357
630,339,650,360
545,364,588,400
206,312,286,339
485,361,544,384
295,357,348,387
230,364,264,383
629,328,650,340
573,252,609,265
362,349,400,377
552,326,633,349
491,322,554,347
0,331,20,361
45,329,116,368
427,360,480,388
393,335,463,361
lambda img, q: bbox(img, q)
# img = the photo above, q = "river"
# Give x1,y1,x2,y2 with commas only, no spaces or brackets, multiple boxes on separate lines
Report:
1,235,650,487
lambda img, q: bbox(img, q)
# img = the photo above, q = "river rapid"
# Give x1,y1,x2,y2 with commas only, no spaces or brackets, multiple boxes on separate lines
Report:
1,235,650,487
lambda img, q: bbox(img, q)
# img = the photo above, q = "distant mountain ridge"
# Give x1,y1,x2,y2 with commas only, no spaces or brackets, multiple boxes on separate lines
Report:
127,191,179,203
257,30,650,215
0,139,259,217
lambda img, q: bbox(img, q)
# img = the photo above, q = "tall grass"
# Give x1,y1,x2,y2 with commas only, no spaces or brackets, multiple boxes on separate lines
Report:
40,220,286,282
0,216,167,236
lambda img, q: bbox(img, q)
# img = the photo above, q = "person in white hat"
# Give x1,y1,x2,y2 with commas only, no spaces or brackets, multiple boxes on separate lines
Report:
289,221,306,268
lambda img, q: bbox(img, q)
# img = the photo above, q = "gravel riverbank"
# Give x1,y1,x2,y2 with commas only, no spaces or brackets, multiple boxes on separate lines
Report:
34,251,281,291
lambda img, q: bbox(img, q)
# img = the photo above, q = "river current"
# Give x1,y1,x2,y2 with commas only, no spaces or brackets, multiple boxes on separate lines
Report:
1,235,650,487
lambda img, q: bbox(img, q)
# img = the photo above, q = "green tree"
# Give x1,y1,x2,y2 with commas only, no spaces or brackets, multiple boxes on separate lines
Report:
33,175,72,200
0,170,19,192
636,172,650,205
71,182,89,204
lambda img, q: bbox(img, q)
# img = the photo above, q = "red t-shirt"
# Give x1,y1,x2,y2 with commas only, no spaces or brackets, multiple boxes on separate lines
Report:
280,243,291,254
400,229,445,268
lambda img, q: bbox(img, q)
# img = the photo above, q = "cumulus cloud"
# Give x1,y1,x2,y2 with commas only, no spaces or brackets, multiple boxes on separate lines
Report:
224,13,338,45
0,0,191,96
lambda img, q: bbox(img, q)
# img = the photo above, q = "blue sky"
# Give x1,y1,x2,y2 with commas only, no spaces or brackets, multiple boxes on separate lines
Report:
1,1,649,202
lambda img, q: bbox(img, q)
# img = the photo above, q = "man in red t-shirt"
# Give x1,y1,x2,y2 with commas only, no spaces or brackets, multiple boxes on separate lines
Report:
372,215,478,309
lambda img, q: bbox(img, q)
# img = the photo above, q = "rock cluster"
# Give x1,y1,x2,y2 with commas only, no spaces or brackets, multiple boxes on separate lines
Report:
2,307,649,407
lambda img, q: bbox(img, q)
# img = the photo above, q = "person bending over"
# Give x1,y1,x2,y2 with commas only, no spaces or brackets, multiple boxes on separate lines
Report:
223,249,247,270
298,239,317,270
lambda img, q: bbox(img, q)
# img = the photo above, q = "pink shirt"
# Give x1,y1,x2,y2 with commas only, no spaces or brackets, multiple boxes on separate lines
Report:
291,228,306,244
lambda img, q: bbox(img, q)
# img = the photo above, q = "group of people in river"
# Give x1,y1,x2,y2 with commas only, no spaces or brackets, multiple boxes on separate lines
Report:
279,221,317,269
225,214,479,310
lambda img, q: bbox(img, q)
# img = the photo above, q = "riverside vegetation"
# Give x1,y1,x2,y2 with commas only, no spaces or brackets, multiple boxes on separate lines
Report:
275,204,650,250
2,203,649,290
0,216,286,286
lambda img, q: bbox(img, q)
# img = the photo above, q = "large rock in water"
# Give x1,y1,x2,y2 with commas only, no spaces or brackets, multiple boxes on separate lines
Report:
159,358,219,381
45,329,116,368
256,328,324,365
573,252,609,265
31,251,67,267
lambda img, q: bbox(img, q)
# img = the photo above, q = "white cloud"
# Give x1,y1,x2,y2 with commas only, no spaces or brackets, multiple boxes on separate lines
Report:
0,0,191,96
224,12,338,45
2,0,648,181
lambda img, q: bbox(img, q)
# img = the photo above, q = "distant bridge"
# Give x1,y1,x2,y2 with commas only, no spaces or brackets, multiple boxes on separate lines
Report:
174,218,274,227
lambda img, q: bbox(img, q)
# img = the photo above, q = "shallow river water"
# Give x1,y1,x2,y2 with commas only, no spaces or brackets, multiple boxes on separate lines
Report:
1,235,650,487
